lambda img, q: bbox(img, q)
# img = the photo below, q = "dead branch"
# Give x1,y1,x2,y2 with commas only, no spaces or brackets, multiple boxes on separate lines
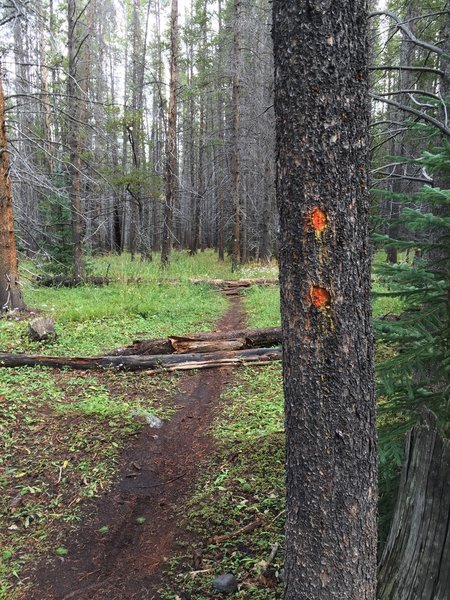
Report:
209,516,263,545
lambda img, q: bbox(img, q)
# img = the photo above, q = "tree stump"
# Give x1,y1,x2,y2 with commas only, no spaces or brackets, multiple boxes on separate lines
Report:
378,410,450,600
28,317,57,341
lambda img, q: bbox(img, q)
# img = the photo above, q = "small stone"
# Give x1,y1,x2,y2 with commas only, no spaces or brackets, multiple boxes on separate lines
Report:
28,317,57,341
131,410,163,428
213,573,238,594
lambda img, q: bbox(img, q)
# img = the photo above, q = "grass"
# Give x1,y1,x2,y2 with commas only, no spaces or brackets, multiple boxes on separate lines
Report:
0,282,227,357
162,364,285,599
243,286,280,329
89,250,278,283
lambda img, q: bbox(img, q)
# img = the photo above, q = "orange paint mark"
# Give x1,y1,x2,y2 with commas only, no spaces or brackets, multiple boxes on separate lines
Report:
311,286,331,309
311,207,327,232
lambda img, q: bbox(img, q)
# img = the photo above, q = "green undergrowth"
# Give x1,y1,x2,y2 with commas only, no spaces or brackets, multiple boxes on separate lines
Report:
0,367,178,599
162,364,285,599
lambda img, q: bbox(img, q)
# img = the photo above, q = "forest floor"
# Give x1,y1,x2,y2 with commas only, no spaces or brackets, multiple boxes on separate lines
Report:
19,294,249,600
0,251,408,599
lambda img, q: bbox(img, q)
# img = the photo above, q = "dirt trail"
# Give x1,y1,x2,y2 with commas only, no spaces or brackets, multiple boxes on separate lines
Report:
23,295,246,600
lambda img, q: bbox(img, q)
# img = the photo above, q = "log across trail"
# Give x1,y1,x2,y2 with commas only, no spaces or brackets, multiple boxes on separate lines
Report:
0,346,281,372
114,326,281,355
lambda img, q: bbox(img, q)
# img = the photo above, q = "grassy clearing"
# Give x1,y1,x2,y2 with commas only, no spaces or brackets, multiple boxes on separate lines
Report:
0,284,227,358
89,250,278,283
162,364,284,599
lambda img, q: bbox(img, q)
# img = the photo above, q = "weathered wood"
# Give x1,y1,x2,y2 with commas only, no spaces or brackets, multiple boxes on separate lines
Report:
378,410,450,600
114,326,281,355
189,277,278,287
0,347,281,372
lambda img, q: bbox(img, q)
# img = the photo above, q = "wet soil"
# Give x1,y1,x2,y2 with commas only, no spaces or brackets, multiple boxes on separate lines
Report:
22,296,246,600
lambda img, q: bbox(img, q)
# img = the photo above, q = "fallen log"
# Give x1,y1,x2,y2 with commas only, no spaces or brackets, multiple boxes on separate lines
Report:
0,347,281,372
114,326,281,356
189,277,278,288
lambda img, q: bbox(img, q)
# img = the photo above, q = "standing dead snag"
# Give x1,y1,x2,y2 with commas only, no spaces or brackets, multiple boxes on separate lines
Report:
378,411,450,600
273,1,377,599
0,62,25,312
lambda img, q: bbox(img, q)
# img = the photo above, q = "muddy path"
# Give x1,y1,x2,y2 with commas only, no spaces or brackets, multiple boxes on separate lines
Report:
23,295,246,600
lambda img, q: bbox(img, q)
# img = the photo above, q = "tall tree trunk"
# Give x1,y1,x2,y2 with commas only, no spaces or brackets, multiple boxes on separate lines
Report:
216,0,225,261
386,0,419,264
161,0,178,267
231,0,242,271
67,0,85,279
273,1,377,598
0,63,25,311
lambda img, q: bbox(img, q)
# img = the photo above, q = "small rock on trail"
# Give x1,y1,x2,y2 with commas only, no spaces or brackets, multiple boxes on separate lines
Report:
213,573,238,593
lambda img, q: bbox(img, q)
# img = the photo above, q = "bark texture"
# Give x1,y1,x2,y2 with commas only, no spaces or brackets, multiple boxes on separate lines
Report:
273,1,377,598
0,63,25,311
377,411,450,600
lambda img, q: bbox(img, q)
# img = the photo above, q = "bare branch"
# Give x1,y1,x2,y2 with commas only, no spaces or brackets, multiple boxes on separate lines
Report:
369,10,445,56
369,65,444,77
370,93,450,137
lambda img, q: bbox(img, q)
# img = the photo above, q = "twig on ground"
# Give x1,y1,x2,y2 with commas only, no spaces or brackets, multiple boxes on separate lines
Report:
259,542,279,574
209,516,263,544
137,473,186,488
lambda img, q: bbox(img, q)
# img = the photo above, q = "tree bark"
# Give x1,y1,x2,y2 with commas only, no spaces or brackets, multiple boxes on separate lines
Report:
0,63,25,311
273,1,377,598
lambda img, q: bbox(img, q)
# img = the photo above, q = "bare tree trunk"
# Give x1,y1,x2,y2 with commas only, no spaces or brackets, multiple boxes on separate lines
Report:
231,0,242,271
386,0,419,264
0,63,25,311
273,1,377,598
161,0,178,267
67,0,85,279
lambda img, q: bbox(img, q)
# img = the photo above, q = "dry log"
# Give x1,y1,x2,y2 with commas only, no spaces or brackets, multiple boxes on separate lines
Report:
378,410,450,600
0,347,281,372
189,277,278,287
114,326,281,356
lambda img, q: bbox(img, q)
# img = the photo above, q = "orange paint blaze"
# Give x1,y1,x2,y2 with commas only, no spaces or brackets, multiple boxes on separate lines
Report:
311,286,331,309
311,207,327,232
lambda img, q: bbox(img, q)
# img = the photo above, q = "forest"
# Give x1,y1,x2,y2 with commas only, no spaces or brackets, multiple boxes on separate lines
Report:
0,0,449,599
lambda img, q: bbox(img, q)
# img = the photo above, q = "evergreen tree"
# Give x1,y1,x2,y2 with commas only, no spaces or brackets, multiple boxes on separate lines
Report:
374,143,450,415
